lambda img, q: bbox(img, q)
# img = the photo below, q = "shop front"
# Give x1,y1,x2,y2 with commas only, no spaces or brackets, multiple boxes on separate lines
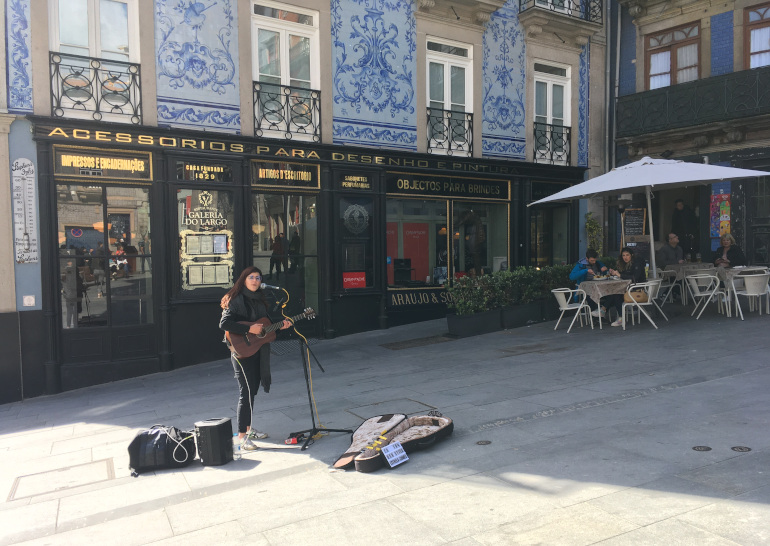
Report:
29,118,583,394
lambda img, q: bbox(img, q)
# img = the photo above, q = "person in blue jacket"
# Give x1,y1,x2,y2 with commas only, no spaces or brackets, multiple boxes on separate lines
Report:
569,249,608,317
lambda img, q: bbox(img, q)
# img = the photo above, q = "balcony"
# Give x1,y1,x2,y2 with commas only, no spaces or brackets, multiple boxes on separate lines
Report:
616,66,770,139
519,0,603,24
534,122,571,165
427,108,473,156
253,82,321,142
50,52,142,124
518,0,603,48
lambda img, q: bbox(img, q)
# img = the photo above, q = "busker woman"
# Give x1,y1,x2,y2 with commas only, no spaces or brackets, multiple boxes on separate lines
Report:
220,267,292,451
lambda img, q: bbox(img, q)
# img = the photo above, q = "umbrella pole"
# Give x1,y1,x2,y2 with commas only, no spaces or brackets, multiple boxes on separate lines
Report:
646,186,658,279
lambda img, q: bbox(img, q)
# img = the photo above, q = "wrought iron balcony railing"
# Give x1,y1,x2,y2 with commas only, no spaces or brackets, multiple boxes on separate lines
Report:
253,82,321,142
519,0,603,24
616,65,770,138
427,108,473,156
534,122,571,165
50,52,142,124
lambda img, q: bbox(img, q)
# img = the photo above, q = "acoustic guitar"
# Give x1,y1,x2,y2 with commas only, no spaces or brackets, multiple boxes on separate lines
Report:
225,308,316,358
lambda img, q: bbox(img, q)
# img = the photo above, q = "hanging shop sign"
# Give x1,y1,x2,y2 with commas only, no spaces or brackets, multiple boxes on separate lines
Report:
385,172,509,200
12,158,39,264
53,146,152,180
176,161,233,182
251,160,320,189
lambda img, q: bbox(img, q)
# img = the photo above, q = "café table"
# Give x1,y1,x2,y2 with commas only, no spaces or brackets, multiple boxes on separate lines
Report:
579,278,631,329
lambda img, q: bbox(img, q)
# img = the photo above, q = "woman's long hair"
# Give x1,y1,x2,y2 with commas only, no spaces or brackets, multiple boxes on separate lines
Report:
616,247,635,273
221,266,263,309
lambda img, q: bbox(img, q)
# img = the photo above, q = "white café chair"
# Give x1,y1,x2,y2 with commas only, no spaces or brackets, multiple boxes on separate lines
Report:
620,280,667,330
686,274,729,320
551,288,593,333
683,266,716,305
731,272,770,320
655,268,678,307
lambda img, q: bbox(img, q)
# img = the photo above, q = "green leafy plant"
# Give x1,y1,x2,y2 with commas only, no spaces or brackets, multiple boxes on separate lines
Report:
585,212,603,255
447,265,572,315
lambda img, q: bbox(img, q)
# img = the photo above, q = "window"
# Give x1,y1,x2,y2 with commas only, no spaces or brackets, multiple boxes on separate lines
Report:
252,1,320,140
426,38,473,156
646,24,699,90
50,0,137,62
746,4,770,68
57,185,152,328
534,62,570,164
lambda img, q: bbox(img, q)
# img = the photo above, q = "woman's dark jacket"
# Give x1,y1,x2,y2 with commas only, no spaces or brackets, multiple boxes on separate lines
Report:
219,291,272,393
712,245,747,267
618,259,646,284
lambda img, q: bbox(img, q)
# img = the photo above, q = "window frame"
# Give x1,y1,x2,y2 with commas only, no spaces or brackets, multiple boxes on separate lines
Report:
533,60,571,165
645,22,700,90
745,3,770,69
251,0,321,91
48,0,139,62
425,37,474,114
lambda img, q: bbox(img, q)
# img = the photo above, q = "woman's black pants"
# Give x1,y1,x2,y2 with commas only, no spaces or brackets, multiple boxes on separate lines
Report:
231,352,261,434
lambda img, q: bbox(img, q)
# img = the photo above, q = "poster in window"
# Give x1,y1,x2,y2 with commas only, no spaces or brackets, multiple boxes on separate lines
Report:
186,235,201,255
188,265,203,285
108,213,130,244
202,265,217,284
213,234,227,254
199,235,214,254
215,264,230,284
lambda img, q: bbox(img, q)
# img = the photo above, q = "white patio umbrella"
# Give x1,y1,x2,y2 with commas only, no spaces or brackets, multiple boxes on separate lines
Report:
528,156,768,276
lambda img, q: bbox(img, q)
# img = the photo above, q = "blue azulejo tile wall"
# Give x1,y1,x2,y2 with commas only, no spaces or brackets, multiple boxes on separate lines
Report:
481,0,526,159
710,11,734,77
331,0,417,150
6,0,34,113
578,43,590,167
154,0,241,133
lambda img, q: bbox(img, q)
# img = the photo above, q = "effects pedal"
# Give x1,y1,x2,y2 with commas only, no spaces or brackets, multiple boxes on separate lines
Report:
285,433,306,444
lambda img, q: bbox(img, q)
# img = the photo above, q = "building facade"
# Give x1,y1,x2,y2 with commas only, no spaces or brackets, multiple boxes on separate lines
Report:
1,0,609,402
613,0,770,262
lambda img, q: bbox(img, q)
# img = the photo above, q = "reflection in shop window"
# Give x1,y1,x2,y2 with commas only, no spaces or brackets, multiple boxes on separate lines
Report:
386,199,448,287
340,196,374,288
177,188,235,291
452,202,508,279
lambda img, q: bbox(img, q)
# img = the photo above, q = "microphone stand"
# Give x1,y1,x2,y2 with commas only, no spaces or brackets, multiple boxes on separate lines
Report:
268,287,352,450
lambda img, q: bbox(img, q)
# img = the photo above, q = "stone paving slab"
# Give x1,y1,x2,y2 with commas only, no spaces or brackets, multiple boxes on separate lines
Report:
1,309,769,544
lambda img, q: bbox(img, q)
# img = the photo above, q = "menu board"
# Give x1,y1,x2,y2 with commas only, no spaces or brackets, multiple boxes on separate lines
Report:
623,208,646,237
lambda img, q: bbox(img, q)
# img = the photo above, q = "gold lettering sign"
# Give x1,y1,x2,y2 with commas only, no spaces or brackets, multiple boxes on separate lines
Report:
251,160,320,189
53,145,152,180
340,174,372,190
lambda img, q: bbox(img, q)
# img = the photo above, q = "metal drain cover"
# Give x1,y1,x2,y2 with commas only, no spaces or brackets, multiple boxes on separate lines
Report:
731,446,752,452
477,440,491,445
692,446,712,451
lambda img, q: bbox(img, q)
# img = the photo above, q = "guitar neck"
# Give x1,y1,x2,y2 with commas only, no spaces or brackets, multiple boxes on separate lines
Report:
263,313,306,334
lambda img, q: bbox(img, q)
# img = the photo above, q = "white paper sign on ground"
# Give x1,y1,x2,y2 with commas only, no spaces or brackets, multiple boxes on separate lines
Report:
382,441,408,468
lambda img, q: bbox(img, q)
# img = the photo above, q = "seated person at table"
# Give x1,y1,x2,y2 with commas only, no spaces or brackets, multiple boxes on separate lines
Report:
608,247,646,327
713,233,747,268
569,249,609,317
657,233,685,268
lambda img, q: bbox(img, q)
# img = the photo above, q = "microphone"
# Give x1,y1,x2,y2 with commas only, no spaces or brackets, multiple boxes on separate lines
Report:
260,283,282,291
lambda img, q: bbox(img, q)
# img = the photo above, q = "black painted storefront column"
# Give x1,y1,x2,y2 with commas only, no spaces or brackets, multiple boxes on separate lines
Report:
156,154,173,371
377,169,388,329
319,165,335,338
38,146,61,394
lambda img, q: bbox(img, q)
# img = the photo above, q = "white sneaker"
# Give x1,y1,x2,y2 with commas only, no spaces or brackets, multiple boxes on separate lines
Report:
241,438,258,451
591,308,605,318
247,429,268,440
611,318,623,327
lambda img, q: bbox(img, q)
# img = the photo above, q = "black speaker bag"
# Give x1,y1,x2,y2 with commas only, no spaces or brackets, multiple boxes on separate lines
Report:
128,425,196,477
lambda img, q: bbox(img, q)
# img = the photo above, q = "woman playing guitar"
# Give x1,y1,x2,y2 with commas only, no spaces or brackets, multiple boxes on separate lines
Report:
219,267,292,451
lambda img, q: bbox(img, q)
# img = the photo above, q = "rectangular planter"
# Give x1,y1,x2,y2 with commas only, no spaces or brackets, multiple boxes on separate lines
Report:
500,301,543,329
541,297,562,321
446,309,502,338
